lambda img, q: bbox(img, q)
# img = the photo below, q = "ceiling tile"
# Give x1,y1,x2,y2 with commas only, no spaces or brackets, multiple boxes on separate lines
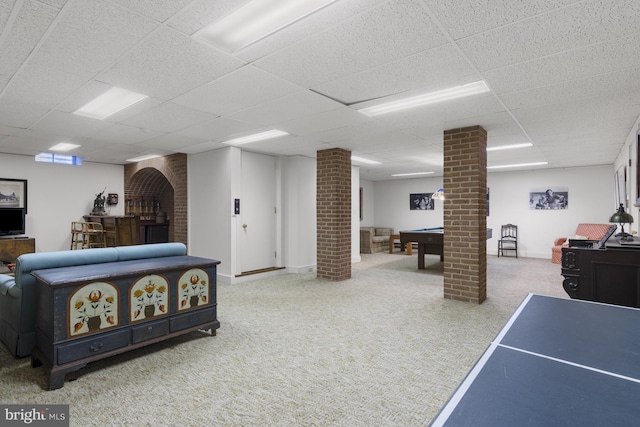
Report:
0,1,57,89
1,64,87,109
37,0,68,9
226,90,342,126
254,0,448,87
426,0,579,40
309,120,400,143
365,93,506,131
99,27,245,99
485,33,640,96
176,117,261,141
29,110,112,137
0,99,49,128
121,101,217,133
235,0,390,62
89,123,164,144
500,68,640,111
276,107,371,136
28,0,159,78
133,133,207,151
167,0,248,36
0,0,16,25
178,140,228,154
173,65,303,115
312,43,481,104
459,0,640,71
108,0,193,22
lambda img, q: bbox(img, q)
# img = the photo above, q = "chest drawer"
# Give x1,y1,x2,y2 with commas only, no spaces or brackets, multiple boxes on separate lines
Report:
131,319,170,344
170,308,216,332
57,329,130,365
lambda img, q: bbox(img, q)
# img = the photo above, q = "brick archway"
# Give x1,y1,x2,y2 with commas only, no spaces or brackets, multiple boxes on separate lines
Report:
124,154,187,245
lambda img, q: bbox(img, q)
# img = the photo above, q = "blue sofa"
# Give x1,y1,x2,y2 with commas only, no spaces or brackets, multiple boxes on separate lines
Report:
0,243,187,357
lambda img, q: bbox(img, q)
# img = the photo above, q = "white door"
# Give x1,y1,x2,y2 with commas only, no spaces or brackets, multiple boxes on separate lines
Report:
240,151,277,273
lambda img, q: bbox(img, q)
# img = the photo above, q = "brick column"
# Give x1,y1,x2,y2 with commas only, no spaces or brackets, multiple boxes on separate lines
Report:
443,126,487,303
316,148,351,281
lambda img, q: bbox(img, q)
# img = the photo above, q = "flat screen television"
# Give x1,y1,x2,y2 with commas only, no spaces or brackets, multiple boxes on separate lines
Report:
0,208,26,236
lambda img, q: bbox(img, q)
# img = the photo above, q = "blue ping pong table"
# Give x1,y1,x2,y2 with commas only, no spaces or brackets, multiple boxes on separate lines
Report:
430,293,640,426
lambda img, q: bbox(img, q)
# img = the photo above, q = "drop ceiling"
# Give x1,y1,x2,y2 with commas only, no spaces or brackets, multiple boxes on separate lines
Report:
1,0,639,181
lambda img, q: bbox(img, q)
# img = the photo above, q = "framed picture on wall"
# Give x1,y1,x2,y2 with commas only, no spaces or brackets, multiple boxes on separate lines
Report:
0,178,27,213
410,193,434,210
529,187,568,210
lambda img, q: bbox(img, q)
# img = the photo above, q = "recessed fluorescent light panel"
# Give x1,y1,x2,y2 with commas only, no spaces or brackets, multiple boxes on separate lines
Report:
49,142,80,152
195,0,338,52
74,87,148,120
351,156,381,165
391,172,435,177
222,129,289,146
488,162,548,169
126,154,162,163
357,81,490,117
486,143,533,152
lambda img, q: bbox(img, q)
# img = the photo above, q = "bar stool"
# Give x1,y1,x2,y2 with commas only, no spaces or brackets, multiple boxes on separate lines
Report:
70,222,107,249
70,222,85,250
83,222,107,249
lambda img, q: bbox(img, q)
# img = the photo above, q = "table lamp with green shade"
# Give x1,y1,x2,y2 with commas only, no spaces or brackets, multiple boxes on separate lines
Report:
610,203,634,241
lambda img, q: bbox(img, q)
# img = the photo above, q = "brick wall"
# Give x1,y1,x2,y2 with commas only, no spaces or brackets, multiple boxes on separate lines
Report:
124,153,187,245
443,126,487,304
316,148,351,281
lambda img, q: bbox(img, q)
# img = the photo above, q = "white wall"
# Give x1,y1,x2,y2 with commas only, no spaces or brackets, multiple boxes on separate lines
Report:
352,166,361,263
0,153,124,252
188,148,233,280
364,164,614,259
613,116,640,230
282,155,317,273
359,179,375,227
190,150,363,279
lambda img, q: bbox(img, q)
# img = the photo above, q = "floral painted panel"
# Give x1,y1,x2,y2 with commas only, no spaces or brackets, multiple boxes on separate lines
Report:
178,268,209,311
130,274,169,322
70,282,119,337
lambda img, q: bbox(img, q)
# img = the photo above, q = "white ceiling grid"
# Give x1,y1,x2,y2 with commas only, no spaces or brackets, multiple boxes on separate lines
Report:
0,0,637,179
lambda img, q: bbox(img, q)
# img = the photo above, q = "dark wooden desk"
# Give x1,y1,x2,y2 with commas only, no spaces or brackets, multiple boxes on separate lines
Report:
561,236,640,308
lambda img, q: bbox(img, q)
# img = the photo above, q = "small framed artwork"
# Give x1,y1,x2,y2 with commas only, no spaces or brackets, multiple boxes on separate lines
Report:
410,193,434,210
0,178,27,213
529,187,568,210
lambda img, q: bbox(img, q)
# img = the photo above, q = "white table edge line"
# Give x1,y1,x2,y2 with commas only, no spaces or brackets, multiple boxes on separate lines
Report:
498,344,640,384
429,294,535,426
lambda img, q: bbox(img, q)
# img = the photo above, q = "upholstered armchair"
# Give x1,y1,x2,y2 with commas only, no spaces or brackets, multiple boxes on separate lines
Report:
360,227,394,254
551,223,616,264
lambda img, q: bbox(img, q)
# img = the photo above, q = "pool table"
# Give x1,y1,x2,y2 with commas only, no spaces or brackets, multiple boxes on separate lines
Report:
399,227,492,269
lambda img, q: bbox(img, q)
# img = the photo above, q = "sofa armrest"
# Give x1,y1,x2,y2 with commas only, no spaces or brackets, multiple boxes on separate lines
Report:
554,237,568,246
0,274,20,298
360,228,374,240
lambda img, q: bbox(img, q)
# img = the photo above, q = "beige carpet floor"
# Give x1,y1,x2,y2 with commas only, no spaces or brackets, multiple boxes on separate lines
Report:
0,253,567,426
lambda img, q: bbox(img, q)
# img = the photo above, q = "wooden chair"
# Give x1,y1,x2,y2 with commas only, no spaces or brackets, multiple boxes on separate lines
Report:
497,224,518,258
70,222,107,249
